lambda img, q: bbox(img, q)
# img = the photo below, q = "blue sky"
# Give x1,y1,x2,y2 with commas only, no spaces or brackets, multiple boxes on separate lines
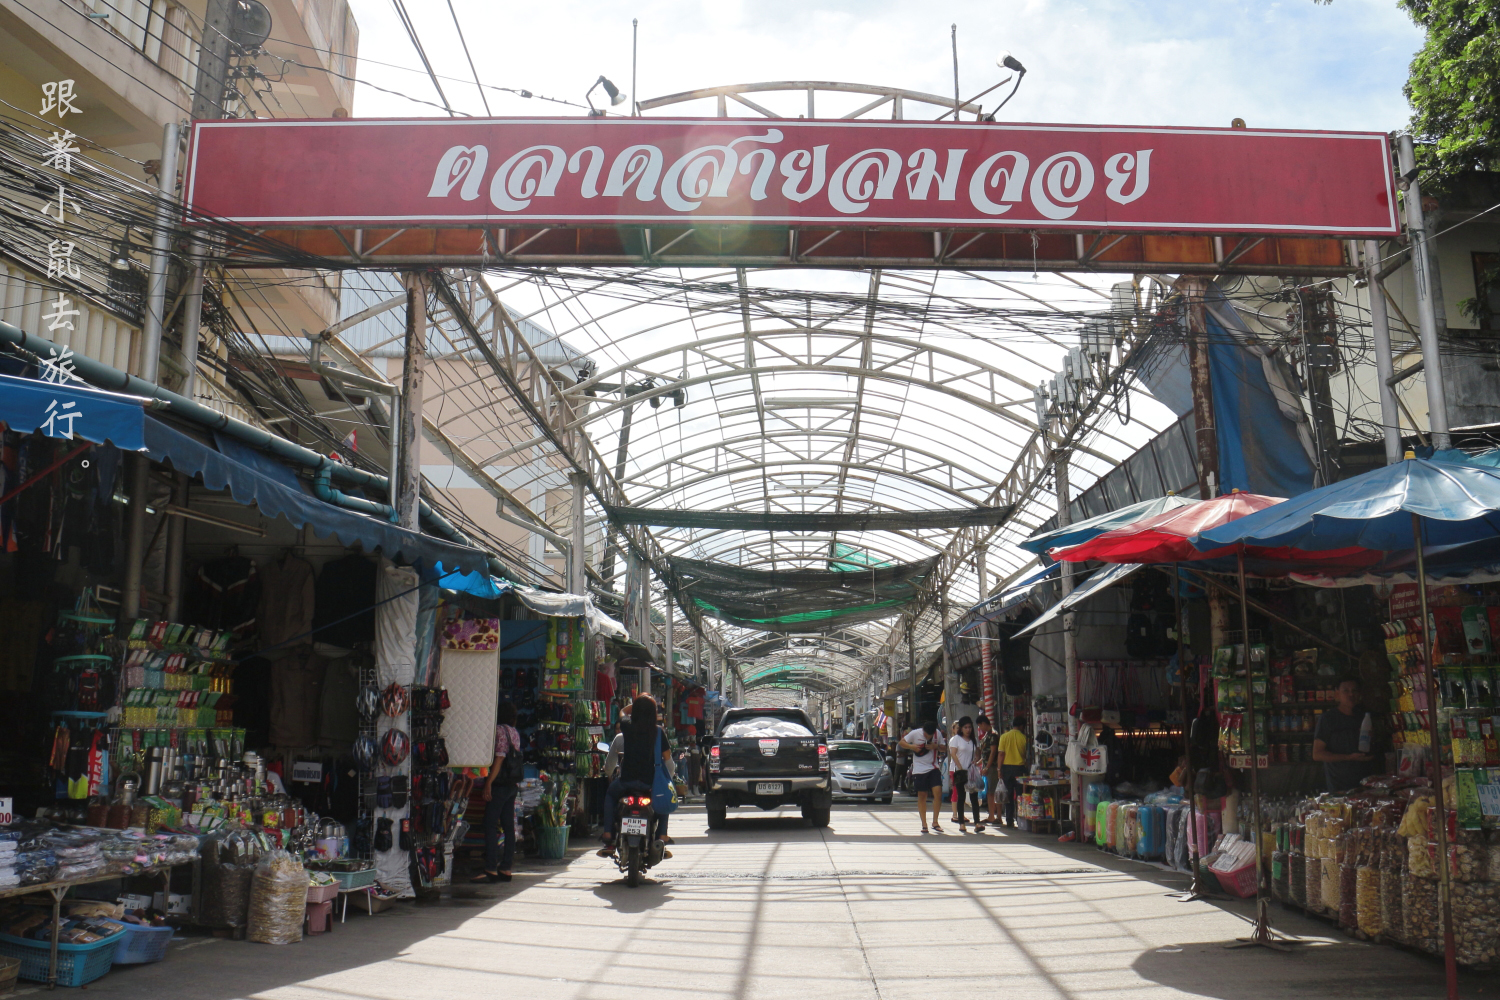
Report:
345,0,1423,131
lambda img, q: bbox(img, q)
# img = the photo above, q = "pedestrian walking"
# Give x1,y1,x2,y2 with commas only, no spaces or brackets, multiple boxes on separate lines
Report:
998,716,1029,828
899,720,945,833
975,715,1001,825
947,716,982,832
471,700,521,883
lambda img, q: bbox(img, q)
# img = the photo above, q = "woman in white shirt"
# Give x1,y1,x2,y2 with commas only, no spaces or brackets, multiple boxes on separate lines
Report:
947,716,983,832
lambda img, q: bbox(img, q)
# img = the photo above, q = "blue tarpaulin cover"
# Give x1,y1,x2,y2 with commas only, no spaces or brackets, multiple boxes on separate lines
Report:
0,372,147,450
144,417,488,574
1205,303,1317,498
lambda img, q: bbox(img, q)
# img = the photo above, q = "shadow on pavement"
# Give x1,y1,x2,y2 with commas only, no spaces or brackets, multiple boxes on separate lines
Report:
591,879,676,913
77,852,589,1000
1130,939,1485,999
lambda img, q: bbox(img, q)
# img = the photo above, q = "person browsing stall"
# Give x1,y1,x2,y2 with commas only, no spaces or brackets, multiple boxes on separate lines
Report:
997,716,1029,829
471,700,521,884
1313,677,1377,792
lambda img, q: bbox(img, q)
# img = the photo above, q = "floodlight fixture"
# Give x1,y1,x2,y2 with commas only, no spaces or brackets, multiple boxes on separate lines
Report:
985,50,1028,119
586,75,628,116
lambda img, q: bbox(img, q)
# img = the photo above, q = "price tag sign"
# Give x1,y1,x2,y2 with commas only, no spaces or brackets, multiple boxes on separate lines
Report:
0,797,12,825
291,762,323,784
587,726,604,736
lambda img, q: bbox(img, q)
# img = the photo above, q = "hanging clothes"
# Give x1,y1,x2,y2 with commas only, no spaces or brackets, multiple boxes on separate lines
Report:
257,553,315,651
312,553,377,650
269,648,327,748
188,555,261,636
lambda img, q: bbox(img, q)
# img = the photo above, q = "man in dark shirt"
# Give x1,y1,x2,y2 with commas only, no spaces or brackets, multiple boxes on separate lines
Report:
1313,678,1376,792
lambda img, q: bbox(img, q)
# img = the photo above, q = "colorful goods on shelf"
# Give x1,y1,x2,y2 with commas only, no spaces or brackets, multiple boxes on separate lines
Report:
119,619,236,730
543,617,585,692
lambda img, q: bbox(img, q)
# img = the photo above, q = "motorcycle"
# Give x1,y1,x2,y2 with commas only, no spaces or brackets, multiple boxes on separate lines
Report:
613,790,664,887
598,742,665,887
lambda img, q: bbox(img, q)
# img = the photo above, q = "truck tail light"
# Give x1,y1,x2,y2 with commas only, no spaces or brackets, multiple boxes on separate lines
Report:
709,744,720,773
818,743,829,771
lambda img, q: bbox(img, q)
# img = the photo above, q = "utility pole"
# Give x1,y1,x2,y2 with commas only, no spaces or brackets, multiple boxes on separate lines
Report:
191,0,238,121
940,584,954,730
569,472,586,594
1365,240,1403,464
143,0,239,620
398,274,427,530
1297,286,1341,485
1397,135,1451,449
1055,448,1079,813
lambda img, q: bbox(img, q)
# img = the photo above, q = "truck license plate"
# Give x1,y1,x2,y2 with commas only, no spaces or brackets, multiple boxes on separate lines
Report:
621,817,648,836
755,782,784,796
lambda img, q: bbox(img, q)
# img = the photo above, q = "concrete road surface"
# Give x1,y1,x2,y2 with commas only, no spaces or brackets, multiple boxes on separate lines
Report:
63,800,1494,1000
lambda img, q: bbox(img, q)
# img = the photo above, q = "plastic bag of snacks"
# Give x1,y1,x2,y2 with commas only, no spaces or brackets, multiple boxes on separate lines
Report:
1355,865,1381,937
198,835,258,929
1408,837,1434,878
1452,882,1500,966
1288,852,1307,908
1402,871,1441,955
1303,856,1321,911
1338,862,1358,930
1320,856,1341,914
1379,867,1404,944
247,850,306,945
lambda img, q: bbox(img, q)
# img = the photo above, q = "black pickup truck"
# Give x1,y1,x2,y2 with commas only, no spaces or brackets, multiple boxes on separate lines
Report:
705,706,831,828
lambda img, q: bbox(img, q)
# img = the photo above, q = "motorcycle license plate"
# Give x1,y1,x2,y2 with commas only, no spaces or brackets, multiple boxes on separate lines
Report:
847,782,867,791
621,817,649,836
755,782,784,796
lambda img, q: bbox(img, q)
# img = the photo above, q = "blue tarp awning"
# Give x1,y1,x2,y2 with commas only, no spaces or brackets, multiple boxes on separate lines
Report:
0,372,147,450
438,567,511,599
144,417,488,574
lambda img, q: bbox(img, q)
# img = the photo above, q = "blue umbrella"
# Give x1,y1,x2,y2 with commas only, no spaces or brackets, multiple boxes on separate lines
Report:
1191,458,1500,553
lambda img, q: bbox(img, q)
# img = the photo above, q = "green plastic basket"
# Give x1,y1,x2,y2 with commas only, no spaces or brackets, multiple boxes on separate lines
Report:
536,824,569,859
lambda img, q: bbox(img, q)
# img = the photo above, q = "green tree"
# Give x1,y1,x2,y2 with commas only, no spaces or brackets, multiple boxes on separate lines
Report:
1400,0,1500,179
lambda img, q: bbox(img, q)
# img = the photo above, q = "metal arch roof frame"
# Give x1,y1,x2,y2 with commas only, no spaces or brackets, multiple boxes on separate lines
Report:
620,428,1001,496
658,529,944,569
637,80,993,120
630,458,998,510
734,631,879,659
570,326,1049,423
741,658,868,690
666,537,935,576
561,328,1132,465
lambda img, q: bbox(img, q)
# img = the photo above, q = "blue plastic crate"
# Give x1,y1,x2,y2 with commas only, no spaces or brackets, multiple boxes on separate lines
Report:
111,924,172,965
0,930,121,986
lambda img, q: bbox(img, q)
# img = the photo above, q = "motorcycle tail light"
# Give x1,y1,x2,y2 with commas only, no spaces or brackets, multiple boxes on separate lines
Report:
818,743,829,771
709,744,721,773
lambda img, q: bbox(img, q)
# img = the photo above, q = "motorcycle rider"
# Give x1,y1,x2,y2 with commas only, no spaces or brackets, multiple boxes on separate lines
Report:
598,695,675,857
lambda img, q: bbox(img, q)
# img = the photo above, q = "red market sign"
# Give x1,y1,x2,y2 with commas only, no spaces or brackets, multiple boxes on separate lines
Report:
184,118,1397,237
